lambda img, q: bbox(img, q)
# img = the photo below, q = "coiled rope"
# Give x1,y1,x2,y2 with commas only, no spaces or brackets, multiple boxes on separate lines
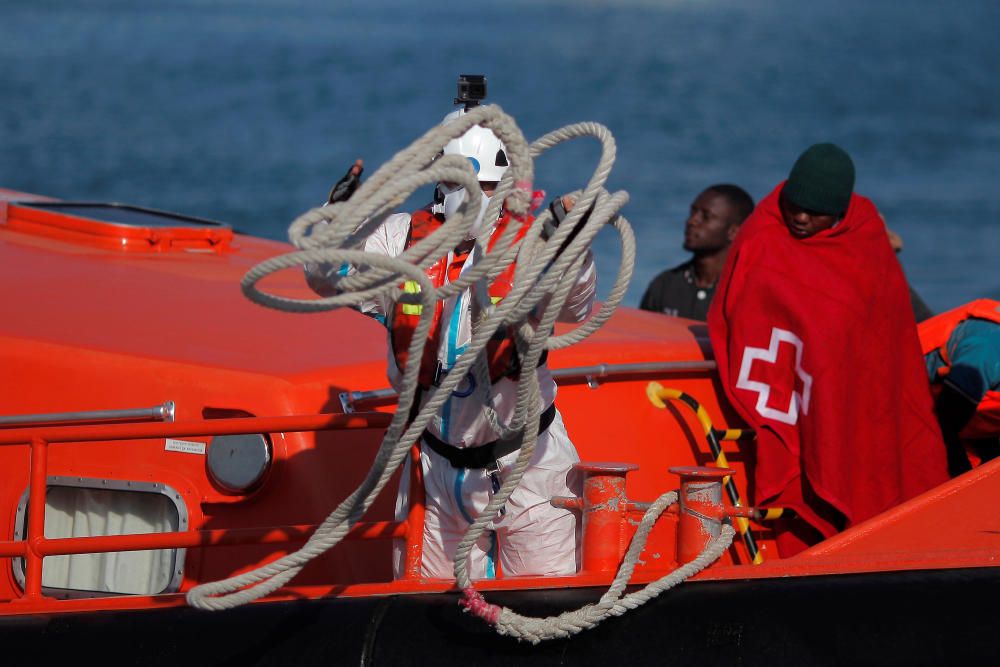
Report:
185,104,732,642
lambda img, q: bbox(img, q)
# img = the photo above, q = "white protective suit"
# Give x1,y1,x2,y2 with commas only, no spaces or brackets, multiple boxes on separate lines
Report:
306,210,597,579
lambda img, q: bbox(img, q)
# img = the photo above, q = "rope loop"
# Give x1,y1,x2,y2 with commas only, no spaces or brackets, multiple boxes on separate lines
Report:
494,494,736,644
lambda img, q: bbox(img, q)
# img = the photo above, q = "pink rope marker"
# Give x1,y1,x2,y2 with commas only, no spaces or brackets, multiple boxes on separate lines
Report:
508,180,537,223
529,189,546,212
459,587,502,625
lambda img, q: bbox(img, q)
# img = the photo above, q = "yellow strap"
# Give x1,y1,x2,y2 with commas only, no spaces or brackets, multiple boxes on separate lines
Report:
402,281,423,315
731,511,761,564
761,508,785,521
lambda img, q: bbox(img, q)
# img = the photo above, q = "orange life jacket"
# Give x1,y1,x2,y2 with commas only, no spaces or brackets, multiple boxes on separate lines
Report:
919,299,1000,439
389,208,531,388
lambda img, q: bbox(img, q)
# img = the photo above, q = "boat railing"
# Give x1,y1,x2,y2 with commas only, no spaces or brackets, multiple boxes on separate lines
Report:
339,360,718,412
0,401,175,428
0,410,431,603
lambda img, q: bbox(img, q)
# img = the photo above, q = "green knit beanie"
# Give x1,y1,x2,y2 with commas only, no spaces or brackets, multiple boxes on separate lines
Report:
783,143,855,215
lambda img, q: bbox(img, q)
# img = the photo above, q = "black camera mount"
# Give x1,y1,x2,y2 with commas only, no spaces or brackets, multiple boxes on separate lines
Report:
454,74,487,111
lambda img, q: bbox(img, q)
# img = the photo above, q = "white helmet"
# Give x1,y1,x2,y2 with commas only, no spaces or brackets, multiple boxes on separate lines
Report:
437,108,510,239
441,109,510,182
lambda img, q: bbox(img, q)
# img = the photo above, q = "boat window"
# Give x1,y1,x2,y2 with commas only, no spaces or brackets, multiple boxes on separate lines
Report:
16,202,228,229
13,478,188,597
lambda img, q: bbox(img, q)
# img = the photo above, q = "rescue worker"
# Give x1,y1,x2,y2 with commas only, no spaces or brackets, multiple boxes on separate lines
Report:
306,107,595,580
921,299,1000,476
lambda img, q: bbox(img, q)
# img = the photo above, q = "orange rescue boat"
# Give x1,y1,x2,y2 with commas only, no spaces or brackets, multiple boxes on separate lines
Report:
0,188,997,665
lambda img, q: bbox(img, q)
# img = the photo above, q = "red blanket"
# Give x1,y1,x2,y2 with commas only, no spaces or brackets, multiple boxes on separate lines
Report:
708,184,948,542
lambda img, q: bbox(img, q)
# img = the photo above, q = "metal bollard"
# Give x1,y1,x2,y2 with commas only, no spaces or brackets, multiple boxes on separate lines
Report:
669,466,733,565
552,462,639,573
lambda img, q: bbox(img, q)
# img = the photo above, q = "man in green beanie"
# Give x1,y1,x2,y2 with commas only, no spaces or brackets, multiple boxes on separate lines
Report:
708,142,948,557
780,143,934,321
779,142,855,239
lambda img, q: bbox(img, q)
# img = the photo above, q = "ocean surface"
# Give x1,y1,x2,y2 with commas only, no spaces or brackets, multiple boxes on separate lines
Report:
2,0,998,312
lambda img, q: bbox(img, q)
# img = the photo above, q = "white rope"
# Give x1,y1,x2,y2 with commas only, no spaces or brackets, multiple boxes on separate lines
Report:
462,495,737,644
185,103,729,644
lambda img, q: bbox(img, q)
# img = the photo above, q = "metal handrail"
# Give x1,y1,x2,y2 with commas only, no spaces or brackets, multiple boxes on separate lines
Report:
339,359,717,412
0,401,175,428
0,411,389,446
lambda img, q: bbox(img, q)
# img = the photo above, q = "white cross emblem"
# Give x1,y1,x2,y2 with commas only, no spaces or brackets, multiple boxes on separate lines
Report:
735,327,813,425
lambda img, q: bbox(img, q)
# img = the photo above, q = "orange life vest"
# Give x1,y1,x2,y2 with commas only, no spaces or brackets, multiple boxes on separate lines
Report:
919,299,1000,439
389,208,531,388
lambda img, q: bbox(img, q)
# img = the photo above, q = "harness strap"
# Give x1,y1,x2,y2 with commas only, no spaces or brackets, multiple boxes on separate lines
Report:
425,349,549,389
421,403,558,469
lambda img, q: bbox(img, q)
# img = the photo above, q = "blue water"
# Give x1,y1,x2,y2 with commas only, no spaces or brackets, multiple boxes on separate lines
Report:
2,0,998,312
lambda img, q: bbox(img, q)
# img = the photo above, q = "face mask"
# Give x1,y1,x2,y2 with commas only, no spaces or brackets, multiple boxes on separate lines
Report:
439,184,496,240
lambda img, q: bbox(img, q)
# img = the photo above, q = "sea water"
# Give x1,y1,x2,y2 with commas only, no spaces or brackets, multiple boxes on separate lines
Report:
2,0,998,312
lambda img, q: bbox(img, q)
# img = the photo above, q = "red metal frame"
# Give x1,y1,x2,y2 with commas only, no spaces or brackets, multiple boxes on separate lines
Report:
0,409,711,612
0,411,435,602
8,399,989,619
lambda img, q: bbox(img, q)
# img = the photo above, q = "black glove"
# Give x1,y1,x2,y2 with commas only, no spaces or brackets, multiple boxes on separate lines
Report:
543,196,593,252
542,196,569,241
326,160,364,204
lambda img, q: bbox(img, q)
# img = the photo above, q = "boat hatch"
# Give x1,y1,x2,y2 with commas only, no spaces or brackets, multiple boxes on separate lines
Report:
0,201,233,252
12,477,188,598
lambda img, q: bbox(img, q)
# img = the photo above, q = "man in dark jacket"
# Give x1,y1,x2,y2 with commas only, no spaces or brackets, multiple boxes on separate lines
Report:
639,184,754,320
